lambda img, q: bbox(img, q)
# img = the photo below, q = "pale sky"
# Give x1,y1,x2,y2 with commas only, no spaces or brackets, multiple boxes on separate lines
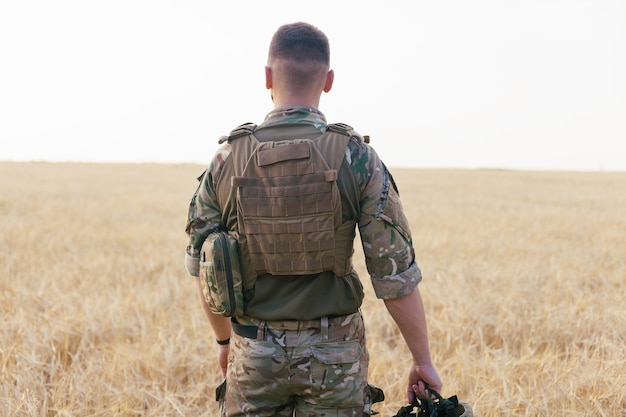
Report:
1,0,625,171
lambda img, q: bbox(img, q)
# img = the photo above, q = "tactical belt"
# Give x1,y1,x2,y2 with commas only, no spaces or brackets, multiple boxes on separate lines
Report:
231,313,359,340
231,318,258,339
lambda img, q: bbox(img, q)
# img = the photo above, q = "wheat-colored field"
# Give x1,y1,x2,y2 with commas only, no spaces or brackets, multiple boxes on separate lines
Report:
1,161,624,417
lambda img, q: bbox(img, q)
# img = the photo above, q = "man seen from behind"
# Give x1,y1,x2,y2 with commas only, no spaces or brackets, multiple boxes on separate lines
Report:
184,21,442,417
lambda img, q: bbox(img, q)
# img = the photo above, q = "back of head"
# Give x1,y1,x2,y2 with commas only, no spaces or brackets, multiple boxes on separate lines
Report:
268,22,330,94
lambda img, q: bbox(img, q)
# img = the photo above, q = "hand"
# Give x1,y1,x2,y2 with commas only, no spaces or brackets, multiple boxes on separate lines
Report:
407,363,442,403
217,345,229,378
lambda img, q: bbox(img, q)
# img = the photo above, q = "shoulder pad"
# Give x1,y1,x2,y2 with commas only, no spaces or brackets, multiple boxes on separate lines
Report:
327,123,370,143
218,123,257,144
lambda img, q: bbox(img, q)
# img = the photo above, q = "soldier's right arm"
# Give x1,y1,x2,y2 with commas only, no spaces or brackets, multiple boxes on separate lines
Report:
350,139,420,299
349,139,442,400
384,287,442,401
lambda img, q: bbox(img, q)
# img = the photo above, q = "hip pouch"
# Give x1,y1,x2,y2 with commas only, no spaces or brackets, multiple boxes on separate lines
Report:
199,231,244,317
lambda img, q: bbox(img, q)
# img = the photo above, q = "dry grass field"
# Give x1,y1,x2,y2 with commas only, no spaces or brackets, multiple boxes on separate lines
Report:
1,161,624,417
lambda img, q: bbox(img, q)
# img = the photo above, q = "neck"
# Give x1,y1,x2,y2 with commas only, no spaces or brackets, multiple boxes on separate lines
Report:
271,91,321,109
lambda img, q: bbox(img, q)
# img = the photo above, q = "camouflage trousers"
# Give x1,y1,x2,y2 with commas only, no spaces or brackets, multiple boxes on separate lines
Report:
223,312,370,417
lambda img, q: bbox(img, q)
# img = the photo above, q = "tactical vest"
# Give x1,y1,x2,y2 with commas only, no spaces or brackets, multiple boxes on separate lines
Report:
224,123,361,283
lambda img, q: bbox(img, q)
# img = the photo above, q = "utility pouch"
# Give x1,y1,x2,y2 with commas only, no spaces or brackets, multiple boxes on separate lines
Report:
199,231,244,317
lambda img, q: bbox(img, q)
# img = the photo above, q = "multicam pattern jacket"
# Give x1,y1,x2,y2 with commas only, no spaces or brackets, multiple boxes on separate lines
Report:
185,106,422,320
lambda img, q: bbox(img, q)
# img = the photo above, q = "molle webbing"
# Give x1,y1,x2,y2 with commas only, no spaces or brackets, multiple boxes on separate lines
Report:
232,139,340,275
226,124,362,278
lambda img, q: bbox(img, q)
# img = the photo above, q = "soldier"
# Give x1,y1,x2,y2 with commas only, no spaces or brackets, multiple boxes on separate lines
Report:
185,22,442,417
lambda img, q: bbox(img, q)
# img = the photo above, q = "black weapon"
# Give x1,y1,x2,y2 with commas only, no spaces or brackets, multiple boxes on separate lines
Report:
392,387,468,417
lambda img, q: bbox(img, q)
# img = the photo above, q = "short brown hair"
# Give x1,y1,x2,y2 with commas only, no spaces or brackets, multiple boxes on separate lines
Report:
267,22,330,92
268,22,330,65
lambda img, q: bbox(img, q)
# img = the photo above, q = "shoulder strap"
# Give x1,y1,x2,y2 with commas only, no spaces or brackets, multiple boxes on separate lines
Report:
327,122,370,143
221,122,366,145
318,123,364,172
218,123,257,144
223,121,364,179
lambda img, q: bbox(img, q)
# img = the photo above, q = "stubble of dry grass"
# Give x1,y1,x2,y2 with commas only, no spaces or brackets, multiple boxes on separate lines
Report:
1,162,624,416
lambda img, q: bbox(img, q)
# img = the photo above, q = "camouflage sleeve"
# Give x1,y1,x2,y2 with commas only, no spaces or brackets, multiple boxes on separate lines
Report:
184,144,232,276
348,139,422,299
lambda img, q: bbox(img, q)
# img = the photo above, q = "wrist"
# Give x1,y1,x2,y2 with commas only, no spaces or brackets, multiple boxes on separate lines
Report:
216,337,230,346
413,359,433,368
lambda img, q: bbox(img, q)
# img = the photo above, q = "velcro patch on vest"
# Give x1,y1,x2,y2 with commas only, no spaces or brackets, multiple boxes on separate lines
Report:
257,142,310,166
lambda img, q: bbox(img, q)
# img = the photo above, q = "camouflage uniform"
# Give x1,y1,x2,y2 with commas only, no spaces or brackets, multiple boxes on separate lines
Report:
185,106,422,416
226,313,368,417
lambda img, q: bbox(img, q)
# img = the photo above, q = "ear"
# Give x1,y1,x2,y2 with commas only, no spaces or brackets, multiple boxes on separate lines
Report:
265,66,272,90
323,69,334,93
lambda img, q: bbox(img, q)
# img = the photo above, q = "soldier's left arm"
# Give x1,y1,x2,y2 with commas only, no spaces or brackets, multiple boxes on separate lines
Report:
184,159,226,277
194,276,231,377
184,151,233,376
